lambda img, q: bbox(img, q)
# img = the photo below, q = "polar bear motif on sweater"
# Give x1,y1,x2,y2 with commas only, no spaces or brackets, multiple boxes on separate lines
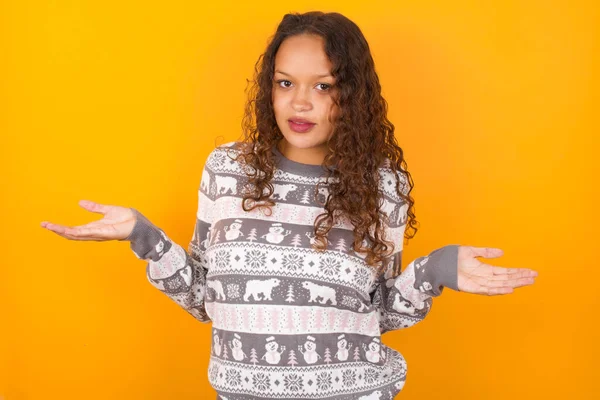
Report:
207,279,226,300
215,175,237,195
201,168,211,194
392,292,416,315
272,183,297,201
395,203,409,225
301,281,337,305
393,262,430,310
243,278,280,301
317,186,330,203
358,390,382,400
379,197,396,224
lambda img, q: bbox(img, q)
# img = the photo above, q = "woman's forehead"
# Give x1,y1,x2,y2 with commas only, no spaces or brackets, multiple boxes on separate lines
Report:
274,35,332,77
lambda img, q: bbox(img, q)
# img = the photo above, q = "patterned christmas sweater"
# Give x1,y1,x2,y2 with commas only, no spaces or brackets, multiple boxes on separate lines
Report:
125,141,459,400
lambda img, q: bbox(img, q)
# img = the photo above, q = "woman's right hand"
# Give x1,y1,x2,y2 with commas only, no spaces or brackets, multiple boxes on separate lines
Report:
41,200,137,241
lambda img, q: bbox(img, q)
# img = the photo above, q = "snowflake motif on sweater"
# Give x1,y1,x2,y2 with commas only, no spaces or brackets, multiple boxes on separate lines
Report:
125,141,459,400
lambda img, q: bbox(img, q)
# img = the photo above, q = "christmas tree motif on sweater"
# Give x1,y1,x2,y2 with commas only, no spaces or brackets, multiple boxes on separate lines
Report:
285,285,295,303
323,347,332,364
270,309,281,331
287,349,299,367
285,308,295,333
335,237,348,252
254,307,266,330
261,336,286,365
224,219,244,241
298,335,321,364
314,308,324,330
298,308,310,331
241,308,250,330
246,227,258,243
249,348,259,365
222,343,229,360
295,207,308,223
229,333,247,361
290,233,303,248
299,189,311,204
353,346,361,361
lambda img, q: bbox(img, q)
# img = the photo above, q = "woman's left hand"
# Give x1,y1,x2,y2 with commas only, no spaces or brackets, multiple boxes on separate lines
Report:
457,246,538,295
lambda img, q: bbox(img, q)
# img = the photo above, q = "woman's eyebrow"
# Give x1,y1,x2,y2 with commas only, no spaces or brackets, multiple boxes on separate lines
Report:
274,70,333,78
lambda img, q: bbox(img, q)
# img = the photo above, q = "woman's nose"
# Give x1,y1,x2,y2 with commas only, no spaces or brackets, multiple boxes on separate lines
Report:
292,89,313,112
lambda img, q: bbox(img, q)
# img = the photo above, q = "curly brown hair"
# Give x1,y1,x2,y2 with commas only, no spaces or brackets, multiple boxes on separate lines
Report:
225,11,419,275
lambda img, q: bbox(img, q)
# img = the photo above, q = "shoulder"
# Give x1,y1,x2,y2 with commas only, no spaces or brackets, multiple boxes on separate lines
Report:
204,141,245,172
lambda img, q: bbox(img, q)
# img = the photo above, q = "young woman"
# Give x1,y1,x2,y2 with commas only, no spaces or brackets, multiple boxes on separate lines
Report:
41,11,537,400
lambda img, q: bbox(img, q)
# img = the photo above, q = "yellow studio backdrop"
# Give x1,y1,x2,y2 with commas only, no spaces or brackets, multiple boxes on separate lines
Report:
1,0,598,399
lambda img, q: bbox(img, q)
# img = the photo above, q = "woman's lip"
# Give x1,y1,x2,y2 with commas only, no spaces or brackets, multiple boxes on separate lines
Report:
288,120,315,133
289,118,315,124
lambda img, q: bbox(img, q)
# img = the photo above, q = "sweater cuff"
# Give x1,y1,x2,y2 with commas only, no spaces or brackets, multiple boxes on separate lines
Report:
415,244,460,296
123,208,171,261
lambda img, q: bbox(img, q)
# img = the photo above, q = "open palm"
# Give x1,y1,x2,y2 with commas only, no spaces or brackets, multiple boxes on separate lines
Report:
457,246,538,295
40,200,136,241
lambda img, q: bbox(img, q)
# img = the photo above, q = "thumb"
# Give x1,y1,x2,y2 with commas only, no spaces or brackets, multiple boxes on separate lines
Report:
78,200,109,215
471,246,504,259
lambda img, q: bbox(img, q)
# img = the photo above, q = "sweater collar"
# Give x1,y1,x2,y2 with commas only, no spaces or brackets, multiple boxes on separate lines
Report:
272,145,334,176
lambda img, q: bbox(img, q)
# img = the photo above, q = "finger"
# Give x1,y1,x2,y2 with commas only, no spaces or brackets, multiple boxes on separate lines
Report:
79,200,110,215
42,224,97,241
464,281,514,296
474,276,536,288
490,266,538,278
471,247,504,259
485,286,514,295
41,222,101,241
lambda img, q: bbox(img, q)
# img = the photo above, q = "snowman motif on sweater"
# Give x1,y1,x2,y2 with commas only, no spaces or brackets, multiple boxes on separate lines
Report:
298,335,321,364
213,331,222,357
228,333,247,361
224,219,244,241
363,337,386,363
261,223,291,244
261,336,286,365
334,334,353,361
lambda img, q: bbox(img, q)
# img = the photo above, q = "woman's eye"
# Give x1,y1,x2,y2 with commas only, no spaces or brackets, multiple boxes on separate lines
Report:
276,80,292,88
317,83,331,91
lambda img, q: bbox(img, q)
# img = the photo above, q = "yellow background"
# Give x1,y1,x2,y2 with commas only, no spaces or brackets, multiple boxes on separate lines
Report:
1,0,598,399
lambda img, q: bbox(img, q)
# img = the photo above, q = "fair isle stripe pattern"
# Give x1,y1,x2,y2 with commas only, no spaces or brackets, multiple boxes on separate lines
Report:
126,141,460,400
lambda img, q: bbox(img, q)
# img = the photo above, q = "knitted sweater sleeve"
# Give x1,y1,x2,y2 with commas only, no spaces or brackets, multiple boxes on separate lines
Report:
373,244,459,334
123,154,216,323
371,167,460,334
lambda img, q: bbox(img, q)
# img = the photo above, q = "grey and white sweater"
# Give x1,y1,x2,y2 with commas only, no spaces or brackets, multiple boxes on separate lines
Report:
125,141,459,400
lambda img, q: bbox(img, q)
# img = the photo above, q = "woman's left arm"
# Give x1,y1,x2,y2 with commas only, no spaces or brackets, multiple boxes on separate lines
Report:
373,245,538,334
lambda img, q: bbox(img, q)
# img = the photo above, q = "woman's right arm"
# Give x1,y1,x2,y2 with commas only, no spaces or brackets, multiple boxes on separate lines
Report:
41,152,217,323
124,163,216,323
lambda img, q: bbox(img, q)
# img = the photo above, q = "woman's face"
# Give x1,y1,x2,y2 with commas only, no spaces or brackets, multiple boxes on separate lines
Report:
272,33,339,165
